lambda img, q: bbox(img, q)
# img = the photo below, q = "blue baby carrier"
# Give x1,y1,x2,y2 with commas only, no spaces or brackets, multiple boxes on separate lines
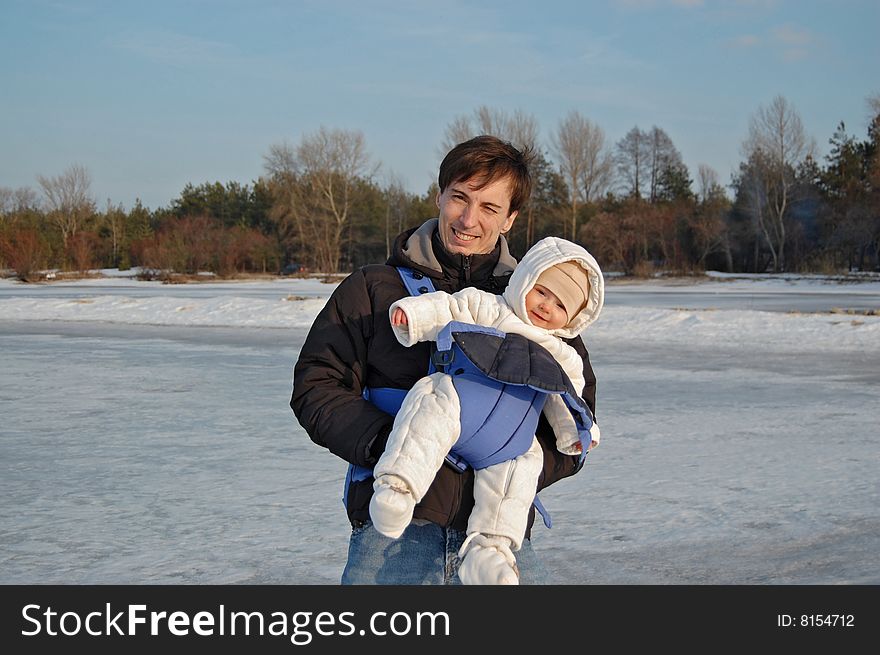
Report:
344,267,594,528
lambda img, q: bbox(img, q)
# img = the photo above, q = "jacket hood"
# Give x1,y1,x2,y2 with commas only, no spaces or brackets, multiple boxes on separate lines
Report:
502,236,604,338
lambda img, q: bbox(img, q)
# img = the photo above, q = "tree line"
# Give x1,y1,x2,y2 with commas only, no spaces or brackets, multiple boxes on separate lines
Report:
1,95,878,281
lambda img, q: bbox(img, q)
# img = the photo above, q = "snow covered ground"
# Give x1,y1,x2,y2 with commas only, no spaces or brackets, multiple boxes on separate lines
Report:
1,272,878,584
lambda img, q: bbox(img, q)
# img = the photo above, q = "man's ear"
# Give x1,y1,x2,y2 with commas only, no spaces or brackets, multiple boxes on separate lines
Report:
435,190,442,209
501,210,518,234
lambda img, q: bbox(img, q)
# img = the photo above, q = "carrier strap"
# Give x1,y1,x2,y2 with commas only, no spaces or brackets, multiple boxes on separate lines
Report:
397,266,436,297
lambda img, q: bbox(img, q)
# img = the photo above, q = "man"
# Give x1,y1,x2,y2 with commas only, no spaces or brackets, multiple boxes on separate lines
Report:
291,135,597,584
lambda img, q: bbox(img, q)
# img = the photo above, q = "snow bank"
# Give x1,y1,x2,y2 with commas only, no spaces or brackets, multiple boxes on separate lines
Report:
1,283,877,354
0,294,329,329
588,306,880,354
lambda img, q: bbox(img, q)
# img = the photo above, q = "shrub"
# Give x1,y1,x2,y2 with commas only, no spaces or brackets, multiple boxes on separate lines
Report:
0,227,48,282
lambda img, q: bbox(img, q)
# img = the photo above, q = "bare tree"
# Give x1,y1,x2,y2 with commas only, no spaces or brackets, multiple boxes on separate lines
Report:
0,186,41,218
551,110,613,240
696,164,720,204
867,93,880,121
691,164,731,269
383,173,408,260
300,127,376,272
498,109,540,154
264,141,298,178
102,199,127,268
741,95,814,271
0,188,11,218
263,141,307,266
441,115,475,154
440,106,539,155
264,128,375,273
615,127,650,199
37,164,95,254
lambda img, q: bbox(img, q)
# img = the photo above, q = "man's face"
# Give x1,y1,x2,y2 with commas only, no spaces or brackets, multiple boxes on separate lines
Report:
436,176,518,256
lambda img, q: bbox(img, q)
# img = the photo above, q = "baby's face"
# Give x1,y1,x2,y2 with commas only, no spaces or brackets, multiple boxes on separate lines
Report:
524,284,569,330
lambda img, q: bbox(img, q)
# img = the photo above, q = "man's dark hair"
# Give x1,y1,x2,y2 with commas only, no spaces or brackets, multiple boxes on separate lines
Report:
438,135,534,215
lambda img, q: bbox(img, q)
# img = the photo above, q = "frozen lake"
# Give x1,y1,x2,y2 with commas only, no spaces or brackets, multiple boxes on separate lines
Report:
0,321,349,584
1,274,878,584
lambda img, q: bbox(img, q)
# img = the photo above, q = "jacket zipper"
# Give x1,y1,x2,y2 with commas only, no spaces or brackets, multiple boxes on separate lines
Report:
462,255,471,286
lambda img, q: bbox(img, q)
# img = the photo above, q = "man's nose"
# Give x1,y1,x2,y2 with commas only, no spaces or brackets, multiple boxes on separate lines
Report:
459,203,478,226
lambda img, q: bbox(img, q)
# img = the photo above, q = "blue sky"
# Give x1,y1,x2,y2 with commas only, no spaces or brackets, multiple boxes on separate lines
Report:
1,0,878,210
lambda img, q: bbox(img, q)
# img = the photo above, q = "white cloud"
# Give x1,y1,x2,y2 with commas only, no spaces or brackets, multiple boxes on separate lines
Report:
725,24,817,62
728,34,761,48
772,24,817,62
613,0,659,8
109,30,241,70
782,48,809,62
773,24,813,46
614,0,705,7
733,0,780,7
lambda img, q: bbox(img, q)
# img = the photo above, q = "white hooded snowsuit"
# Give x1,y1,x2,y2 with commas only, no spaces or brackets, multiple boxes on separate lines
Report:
371,237,604,583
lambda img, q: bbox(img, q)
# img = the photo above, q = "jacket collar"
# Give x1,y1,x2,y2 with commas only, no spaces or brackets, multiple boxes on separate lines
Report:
389,218,517,283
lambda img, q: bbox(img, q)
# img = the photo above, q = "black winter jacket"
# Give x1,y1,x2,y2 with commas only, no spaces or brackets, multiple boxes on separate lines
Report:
291,220,597,535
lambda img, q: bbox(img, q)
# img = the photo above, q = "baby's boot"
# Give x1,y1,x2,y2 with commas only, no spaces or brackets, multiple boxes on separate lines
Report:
458,533,519,585
369,474,416,539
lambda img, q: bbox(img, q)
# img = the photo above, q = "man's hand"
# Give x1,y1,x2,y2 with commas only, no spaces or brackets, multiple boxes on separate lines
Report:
391,308,408,326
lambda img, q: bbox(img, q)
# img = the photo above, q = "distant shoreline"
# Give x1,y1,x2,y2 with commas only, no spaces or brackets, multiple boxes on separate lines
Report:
5,267,880,287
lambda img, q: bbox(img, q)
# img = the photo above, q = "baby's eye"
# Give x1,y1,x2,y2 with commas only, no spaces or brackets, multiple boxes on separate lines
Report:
556,303,565,310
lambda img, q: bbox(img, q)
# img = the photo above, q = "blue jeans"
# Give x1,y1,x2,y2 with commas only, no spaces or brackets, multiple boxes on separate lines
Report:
341,520,549,585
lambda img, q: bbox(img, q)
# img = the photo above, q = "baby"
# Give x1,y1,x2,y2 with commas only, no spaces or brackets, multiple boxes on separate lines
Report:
369,236,604,584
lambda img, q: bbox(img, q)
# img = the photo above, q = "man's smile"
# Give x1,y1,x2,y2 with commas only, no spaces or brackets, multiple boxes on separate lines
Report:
452,227,479,241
